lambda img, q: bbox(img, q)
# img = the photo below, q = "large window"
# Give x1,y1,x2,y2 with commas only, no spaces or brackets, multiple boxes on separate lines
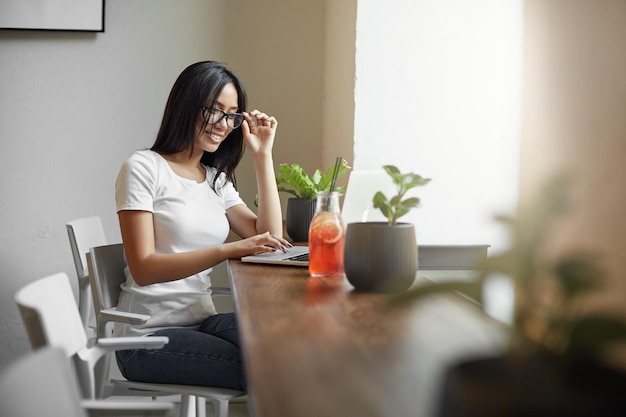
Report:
354,0,522,254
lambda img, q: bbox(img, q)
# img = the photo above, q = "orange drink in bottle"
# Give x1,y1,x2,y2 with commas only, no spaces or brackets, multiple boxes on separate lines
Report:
308,192,345,277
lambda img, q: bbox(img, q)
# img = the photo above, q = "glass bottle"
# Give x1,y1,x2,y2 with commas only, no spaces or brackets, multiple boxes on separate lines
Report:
308,191,345,277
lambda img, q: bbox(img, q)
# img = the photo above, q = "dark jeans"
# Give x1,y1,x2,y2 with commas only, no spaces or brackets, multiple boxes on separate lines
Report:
116,313,246,391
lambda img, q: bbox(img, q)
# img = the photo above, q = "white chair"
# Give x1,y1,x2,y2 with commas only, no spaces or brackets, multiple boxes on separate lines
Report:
0,346,175,417
87,243,244,417
66,216,109,336
1,346,86,417
14,273,180,417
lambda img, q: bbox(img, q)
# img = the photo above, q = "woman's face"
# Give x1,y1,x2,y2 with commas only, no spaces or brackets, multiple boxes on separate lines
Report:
194,82,239,154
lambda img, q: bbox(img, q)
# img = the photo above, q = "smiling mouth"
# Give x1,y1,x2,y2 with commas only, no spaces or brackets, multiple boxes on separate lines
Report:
207,132,222,143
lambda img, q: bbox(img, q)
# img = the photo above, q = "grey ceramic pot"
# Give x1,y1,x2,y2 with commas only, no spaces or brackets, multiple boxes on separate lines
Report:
344,222,418,292
285,198,317,243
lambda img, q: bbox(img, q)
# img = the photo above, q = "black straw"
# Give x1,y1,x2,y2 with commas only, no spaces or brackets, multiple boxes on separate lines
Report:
329,156,342,193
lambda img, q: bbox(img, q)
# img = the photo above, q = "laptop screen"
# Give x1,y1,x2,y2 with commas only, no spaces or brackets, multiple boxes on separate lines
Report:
341,169,396,224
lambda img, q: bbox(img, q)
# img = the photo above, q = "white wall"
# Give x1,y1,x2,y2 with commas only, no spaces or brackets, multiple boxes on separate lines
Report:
0,0,330,369
0,0,228,367
354,0,523,253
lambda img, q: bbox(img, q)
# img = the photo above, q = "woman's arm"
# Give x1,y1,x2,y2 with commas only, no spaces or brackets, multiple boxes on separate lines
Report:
229,109,283,238
253,154,284,235
227,155,283,239
119,210,285,286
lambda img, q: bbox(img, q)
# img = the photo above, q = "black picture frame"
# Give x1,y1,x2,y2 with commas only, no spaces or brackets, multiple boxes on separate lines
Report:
0,0,105,32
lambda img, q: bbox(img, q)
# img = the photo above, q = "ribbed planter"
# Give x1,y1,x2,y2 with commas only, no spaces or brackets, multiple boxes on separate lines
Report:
285,198,317,243
344,222,418,292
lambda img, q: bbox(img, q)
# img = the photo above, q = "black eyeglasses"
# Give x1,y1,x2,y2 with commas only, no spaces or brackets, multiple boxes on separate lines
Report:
201,106,245,129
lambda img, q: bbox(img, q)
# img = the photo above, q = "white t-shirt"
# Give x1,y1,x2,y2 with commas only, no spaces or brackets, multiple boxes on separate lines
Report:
113,150,245,337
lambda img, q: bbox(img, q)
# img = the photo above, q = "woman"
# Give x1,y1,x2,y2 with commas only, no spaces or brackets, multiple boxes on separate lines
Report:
114,61,290,391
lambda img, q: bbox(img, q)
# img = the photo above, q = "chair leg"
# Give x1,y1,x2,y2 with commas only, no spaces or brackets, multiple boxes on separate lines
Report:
196,397,206,417
212,399,229,417
179,394,196,417
93,354,112,398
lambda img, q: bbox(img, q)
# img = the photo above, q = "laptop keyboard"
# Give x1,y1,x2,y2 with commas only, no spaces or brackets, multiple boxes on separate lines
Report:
286,253,309,262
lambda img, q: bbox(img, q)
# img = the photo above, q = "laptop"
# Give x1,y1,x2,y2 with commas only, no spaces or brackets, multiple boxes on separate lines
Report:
241,244,310,266
340,169,396,223
241,169,394,266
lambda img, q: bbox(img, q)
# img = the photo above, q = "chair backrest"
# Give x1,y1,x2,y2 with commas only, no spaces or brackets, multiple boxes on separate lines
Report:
66,216,107,279
14,273,88,357
87,243,127,314
0,346,86,417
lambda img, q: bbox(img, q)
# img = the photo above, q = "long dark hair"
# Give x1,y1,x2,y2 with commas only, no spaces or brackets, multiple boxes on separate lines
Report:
151,61,247,188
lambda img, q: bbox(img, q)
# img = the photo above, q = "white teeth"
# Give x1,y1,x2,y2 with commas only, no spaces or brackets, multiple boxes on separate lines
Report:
209,133,221,141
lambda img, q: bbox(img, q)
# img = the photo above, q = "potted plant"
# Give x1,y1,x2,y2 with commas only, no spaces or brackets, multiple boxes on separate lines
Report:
344,165,431,292
276,161,350,242
391,174,626,416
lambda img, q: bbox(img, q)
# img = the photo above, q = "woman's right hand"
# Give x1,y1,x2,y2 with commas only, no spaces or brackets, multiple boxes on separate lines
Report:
225,231,293,259
242,110,278,159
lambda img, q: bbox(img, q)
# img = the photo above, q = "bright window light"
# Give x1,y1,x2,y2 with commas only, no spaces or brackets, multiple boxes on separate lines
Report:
354,0,523,254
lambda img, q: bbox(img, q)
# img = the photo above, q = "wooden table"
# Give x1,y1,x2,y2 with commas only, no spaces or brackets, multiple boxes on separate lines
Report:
227,260,507,417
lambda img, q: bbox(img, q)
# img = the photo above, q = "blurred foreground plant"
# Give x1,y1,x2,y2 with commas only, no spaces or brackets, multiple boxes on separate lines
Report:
391,174,626,370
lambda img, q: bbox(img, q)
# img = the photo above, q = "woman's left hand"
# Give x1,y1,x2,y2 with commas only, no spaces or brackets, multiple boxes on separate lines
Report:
242,109,278,157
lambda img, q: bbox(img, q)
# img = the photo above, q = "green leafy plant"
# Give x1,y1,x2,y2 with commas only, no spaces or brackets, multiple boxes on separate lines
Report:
373,165,431,226
276,160,350,200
